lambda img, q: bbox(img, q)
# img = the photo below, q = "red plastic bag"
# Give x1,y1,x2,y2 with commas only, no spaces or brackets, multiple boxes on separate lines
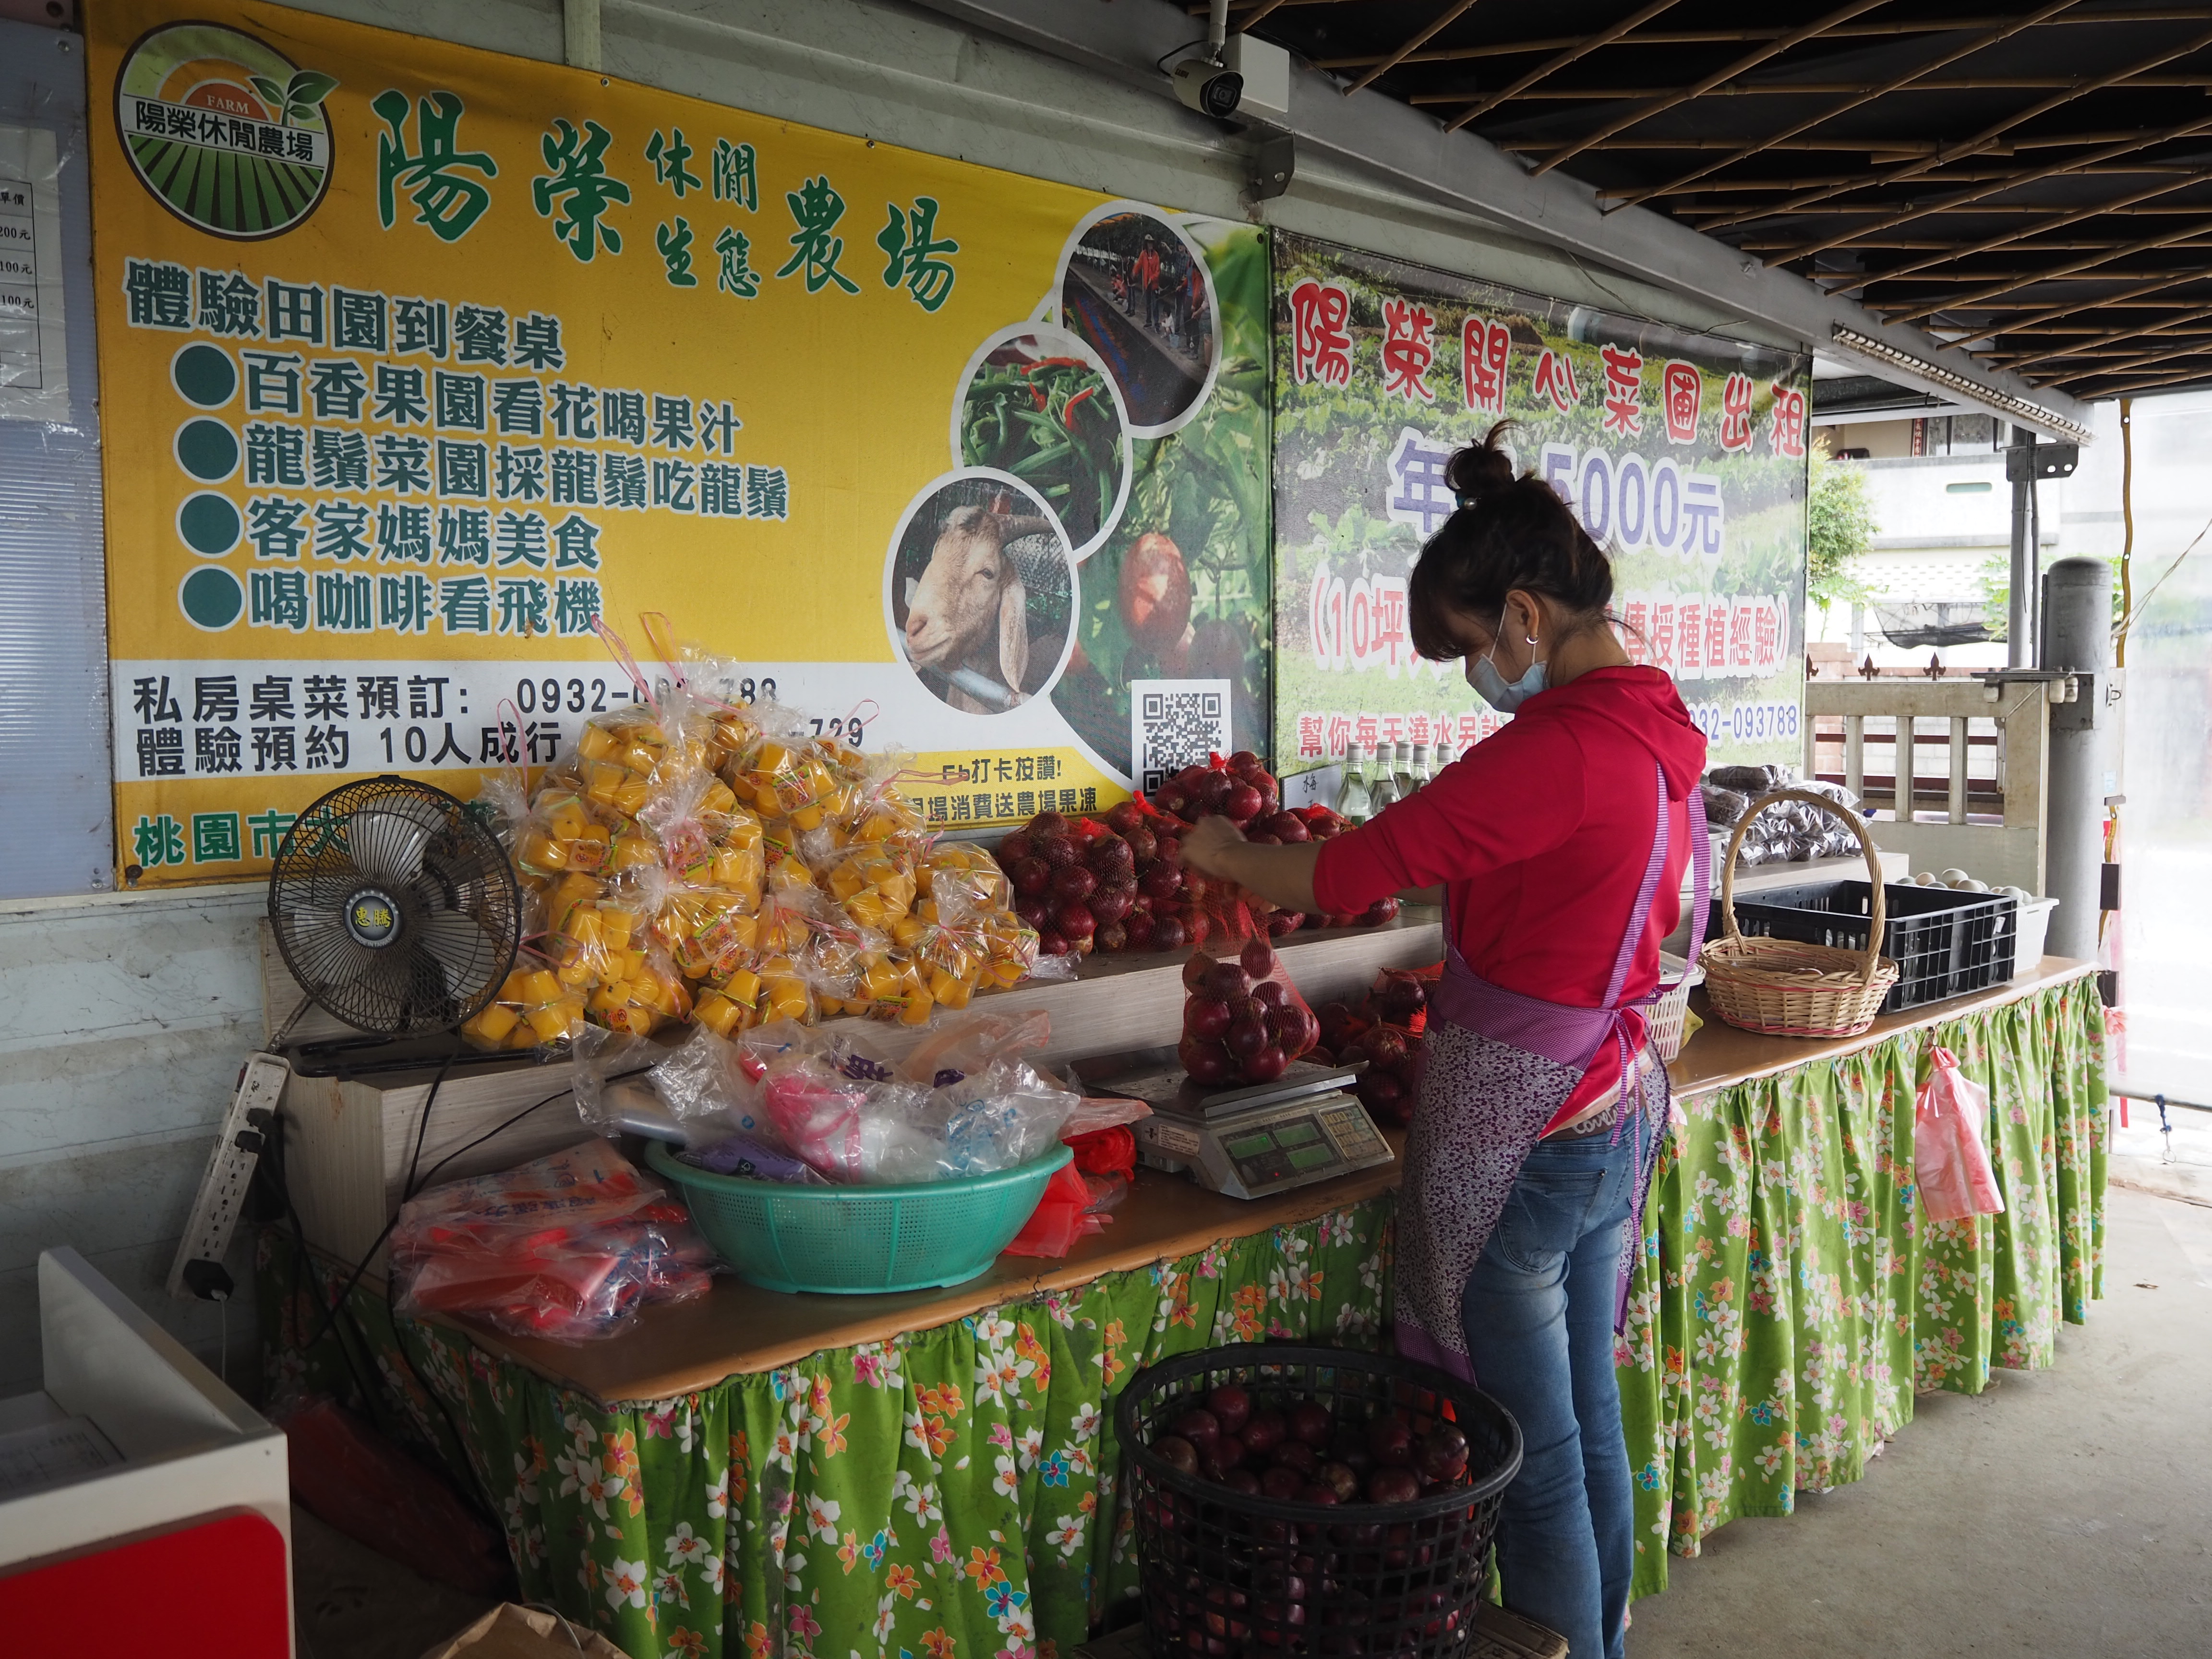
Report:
1001,1162,1103,1258
1913,1046,2006,1222
1178,936,1321,1088
392,1141,714,1341
1068,1124,1136,1178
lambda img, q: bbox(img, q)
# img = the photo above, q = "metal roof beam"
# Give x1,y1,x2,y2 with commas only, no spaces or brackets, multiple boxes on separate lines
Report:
1885,213,2212,322
1590,0,2080,210
2055,360,2212,395
1297,9,2212,71
1529,0,1893,178
1440,0,1683,132
1817,174,2211,289
1414,74,2212,101
900,0,2093,436
1344,0,1488,98
1703,109,2212,244
1750,21,2212,252
2000,311,2212,366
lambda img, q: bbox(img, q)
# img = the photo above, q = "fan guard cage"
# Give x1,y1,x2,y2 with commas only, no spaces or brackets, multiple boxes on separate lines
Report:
268,776,521,1036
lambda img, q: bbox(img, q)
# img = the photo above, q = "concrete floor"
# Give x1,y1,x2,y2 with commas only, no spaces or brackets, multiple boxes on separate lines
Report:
291,1503,493,1659
293,1178,2212,1659
1626,1183,2212,1658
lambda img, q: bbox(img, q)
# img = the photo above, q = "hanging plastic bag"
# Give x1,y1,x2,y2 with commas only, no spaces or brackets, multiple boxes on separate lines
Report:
1914,1045,2007,1222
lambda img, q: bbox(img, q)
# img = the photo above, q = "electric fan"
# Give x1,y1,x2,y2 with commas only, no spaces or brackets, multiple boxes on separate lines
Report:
267,775,521,1034
169,776,521,1306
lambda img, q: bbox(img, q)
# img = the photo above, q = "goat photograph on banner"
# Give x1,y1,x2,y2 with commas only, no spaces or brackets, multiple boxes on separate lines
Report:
889,471,1078,716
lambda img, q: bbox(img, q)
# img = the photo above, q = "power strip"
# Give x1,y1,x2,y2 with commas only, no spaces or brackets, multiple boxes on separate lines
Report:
166,1052,292,1301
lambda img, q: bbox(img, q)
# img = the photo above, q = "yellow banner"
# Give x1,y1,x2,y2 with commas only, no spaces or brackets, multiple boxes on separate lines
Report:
91,0,1259,883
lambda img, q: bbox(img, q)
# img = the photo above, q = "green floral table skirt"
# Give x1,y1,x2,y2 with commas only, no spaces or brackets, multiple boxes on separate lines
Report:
261,977,2104,1653
1617,974,2107,1598
261,1202,1395,1657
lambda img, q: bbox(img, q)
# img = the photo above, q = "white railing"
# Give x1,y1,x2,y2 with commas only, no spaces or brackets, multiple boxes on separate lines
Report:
1804,677,2058,894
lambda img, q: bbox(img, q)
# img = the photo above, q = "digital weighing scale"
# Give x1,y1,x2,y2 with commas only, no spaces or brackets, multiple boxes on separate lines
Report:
1072,1047,1395,1200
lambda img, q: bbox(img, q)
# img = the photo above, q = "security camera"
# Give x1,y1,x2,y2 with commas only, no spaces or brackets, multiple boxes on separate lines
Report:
1172,54,1243,119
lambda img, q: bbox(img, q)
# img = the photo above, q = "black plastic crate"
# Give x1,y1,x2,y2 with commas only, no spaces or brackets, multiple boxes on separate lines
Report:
1710,880,2020,1013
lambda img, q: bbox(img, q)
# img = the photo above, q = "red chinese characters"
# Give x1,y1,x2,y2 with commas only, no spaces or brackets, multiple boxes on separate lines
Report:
1621,600,1650,665
1767,382,1807,458
1650,601,1677,673
1462,315,1511,415
1532,348,1580,413
1720,372,1755,453
1662,361,1701,445
1289,279,1354,388
1296,712,1325,759
1381,298,1437,403
1754,598,1781,670
1599,344,1644,438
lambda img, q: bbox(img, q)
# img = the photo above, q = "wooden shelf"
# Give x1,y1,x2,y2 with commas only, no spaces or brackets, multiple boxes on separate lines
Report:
270,912,1446,1269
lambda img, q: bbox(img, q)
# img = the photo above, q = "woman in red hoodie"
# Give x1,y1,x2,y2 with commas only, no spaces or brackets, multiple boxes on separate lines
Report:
1181,425,1708,1659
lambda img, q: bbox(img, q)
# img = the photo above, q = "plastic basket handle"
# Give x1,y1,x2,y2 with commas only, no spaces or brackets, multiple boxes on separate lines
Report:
1717,786,1887,987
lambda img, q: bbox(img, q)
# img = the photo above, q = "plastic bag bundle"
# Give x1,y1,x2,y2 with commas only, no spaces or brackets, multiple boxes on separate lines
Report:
1727,775,1863,866
471,636,1046,1053
390,1140,714,1341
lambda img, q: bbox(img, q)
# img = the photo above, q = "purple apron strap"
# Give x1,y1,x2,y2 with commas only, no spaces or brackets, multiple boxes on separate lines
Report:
1679,783,1712,976
1599,763,1671,1012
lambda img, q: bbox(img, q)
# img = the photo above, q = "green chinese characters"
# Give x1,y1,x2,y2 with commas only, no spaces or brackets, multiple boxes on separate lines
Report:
373,89,497,242
533,118,630,261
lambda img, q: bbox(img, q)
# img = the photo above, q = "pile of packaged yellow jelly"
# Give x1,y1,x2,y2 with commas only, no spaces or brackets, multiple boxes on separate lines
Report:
461,692,1040,1053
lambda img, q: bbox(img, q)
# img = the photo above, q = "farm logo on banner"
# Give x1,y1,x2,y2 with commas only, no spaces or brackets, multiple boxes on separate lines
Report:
114,21,337,239
1272,233,1810,774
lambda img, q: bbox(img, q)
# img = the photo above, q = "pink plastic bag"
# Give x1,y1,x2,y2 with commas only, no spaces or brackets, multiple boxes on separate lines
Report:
1914,1046,2006,1222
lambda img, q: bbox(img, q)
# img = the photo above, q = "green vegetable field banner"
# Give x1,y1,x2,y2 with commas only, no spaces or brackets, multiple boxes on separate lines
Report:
1052,221,1272,788
1272,233,1809,779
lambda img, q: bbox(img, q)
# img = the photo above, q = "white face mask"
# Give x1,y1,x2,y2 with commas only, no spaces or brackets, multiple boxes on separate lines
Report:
1467,613,1546,712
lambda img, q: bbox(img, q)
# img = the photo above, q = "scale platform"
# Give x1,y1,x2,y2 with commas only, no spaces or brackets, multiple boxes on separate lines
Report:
1073,1047,1395,1201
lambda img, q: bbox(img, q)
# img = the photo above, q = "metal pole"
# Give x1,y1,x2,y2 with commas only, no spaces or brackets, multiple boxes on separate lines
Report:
2041,556,2111,959
2007,424,2035,667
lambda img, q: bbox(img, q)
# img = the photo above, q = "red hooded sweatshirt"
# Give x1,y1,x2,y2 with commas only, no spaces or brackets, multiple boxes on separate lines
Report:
1313,666,1707,1125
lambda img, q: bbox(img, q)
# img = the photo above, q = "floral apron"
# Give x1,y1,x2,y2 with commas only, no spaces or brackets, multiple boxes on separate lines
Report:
1394,765,1710,1383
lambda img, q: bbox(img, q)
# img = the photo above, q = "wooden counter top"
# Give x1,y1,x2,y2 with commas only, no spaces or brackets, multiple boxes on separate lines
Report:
433,957,2096,1406
440,1129,1409,1404
1664,956,2095,1101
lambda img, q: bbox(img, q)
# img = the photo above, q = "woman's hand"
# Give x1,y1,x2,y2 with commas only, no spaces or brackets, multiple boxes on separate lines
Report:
1179,814,1247,878
1177,814,1322,915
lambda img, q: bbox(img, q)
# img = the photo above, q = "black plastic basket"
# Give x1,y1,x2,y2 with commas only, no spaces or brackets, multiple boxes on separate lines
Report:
1116,1343,1521,1657
1710,879,2019,1012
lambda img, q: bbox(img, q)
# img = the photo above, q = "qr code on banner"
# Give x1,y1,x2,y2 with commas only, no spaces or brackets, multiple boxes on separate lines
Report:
1132,679,1232,794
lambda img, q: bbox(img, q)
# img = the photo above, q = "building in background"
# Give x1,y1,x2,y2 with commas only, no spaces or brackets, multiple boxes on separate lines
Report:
1811,365,2069,674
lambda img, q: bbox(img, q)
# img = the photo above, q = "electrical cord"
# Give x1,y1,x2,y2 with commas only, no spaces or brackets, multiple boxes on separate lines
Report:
298,1048,458,1362
1154,36,1209,73
294,1063,658,1362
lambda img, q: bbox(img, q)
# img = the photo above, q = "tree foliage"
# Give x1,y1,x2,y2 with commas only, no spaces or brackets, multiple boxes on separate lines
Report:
1806,435,1875,611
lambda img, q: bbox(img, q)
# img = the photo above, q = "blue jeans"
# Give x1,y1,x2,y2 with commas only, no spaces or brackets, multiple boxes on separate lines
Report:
1461,1126,1640,1659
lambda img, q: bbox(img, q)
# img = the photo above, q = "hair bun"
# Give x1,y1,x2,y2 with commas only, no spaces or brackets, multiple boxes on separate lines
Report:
1445,422,1516,500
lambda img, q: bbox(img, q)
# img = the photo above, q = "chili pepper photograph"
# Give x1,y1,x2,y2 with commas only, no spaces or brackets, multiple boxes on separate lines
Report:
1057,204,1219,436
952,326,1132,558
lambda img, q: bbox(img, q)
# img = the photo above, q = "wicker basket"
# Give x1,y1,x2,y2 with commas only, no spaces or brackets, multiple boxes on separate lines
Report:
1701,787,1899,1038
